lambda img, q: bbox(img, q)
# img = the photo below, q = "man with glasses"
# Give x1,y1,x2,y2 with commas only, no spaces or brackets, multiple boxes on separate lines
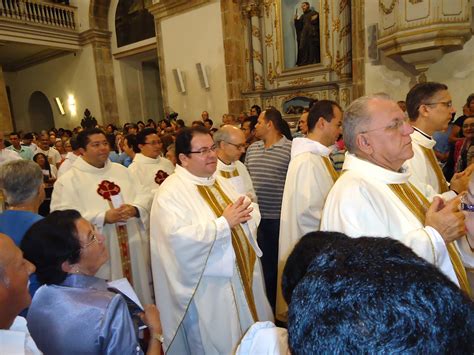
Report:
405,82,470,195
128,128,174,193
214,125,256,201
150,126,272,354
51,128,153,305
321,95,472,297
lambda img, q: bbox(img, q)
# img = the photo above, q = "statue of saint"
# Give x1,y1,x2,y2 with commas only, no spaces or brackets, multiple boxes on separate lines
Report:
294,2,320,66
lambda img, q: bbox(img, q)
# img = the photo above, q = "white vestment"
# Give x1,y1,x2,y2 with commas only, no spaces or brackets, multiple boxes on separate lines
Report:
406,129,474,273
57,152,79,178
0,148,21,165
321,153,459,286
216,159,256,201
406,129,449,195
235,321,288,355
150,165,273,354
51,157,153,304
276,137,337,321
128,153,175,194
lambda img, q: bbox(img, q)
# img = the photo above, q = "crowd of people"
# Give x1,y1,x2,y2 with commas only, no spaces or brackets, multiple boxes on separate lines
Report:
0,82,473,354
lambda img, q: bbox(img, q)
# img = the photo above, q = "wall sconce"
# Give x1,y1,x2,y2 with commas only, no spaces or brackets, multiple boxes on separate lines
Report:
55,97,65,115
172,68,186,93
68,94,76,116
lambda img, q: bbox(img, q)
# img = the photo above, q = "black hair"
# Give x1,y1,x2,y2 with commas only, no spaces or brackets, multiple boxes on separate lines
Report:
307,100,342,132
76,128,106,150
136,128,158,146
406,82,448,121
251,104,262,116
124,133,140,153
21,210,82,285
282,231,348,304
175,126,210,165
287,236,474,354
242,116,258,131
32,153,52,178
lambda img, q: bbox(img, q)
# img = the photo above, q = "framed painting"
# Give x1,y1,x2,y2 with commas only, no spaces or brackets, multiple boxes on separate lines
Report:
278,0,322,70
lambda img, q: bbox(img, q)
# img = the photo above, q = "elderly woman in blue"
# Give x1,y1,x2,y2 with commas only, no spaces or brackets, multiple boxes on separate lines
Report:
21,210,162,355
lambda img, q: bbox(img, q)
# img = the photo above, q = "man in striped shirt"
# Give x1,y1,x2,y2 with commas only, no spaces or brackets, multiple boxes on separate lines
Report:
245,107,292,312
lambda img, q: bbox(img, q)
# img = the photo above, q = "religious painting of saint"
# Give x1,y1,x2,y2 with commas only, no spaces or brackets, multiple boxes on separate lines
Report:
280,0,321,69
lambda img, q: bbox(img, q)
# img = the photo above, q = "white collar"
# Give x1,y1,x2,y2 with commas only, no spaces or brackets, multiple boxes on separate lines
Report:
133,153,163,165
73,156,111,174
217,159,236,172
343,153,411,184
411,129,435,149
175,164,216,186
291,137,331,158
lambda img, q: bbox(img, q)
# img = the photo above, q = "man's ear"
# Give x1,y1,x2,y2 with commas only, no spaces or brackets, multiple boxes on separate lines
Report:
356,133,373,155
61,260,74,273
79,147,86,155
179,153,188,167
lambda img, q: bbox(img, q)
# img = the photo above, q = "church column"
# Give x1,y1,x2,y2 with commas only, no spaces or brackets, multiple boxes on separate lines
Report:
334,0,352,79
79,29,120,125
244,1,265,91
0,65,13,132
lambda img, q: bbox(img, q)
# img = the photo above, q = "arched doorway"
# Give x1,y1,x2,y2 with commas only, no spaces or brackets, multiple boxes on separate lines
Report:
28,91,55,132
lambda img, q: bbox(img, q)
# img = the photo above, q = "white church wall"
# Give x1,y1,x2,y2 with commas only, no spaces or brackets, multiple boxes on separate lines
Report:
3,45,102,131
160,0,229,125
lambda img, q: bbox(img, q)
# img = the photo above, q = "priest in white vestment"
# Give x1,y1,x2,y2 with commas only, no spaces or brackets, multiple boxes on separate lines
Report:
214,125,256,201
150,126,272,354
276,100,342,321
405,82,470,195
404,82,474,284
321,95,472,297
128,128,174,193
51,128,153,304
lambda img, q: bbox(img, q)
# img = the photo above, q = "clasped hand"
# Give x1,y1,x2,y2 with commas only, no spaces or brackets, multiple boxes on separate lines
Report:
105,204,137,224
222,196,253,228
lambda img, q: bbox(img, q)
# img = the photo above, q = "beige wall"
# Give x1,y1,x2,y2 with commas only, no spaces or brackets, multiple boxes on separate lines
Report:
364,3,474,111
4,45,102,131
160,0,229,125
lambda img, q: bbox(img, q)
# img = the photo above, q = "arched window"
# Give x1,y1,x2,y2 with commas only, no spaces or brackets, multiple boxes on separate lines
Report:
28,91,55,132
115,0,155,47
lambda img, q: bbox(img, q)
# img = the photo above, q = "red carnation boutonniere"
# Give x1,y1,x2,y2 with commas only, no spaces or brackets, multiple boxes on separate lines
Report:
155,170,169,185
97,180,121,201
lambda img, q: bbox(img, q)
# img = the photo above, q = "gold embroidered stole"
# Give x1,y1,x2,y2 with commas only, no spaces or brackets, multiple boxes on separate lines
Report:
388,183,471,297
322,156,340,183
420,146,449,193
220,169,239,178
197,181,258,321
105,200,134,285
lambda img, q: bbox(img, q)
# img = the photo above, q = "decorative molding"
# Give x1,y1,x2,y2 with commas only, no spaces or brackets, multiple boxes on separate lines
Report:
409,0,423,4
79,28,111,46
252,25,261,38
379,0,397,15
264,34,273,47
287,77,314,86
252,49,263,64
147,0,210,20
113,42,157,59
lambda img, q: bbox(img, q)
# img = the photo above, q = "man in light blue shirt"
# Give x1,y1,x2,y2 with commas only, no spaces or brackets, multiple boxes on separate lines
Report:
7,132,34,160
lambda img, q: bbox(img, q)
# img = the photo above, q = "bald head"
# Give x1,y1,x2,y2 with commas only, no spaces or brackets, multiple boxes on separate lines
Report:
214,125,246,164
0,233,35,328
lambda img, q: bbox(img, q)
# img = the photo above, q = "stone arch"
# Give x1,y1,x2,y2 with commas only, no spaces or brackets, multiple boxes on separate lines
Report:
28,91,55,132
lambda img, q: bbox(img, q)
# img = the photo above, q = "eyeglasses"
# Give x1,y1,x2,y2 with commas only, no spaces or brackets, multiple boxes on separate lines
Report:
460,195,474,212
424,101,453,108
360,118,408,134
188,144,217,156
462,123,474,129
82,226,100,249
225,141,246,150
144,140,162,146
